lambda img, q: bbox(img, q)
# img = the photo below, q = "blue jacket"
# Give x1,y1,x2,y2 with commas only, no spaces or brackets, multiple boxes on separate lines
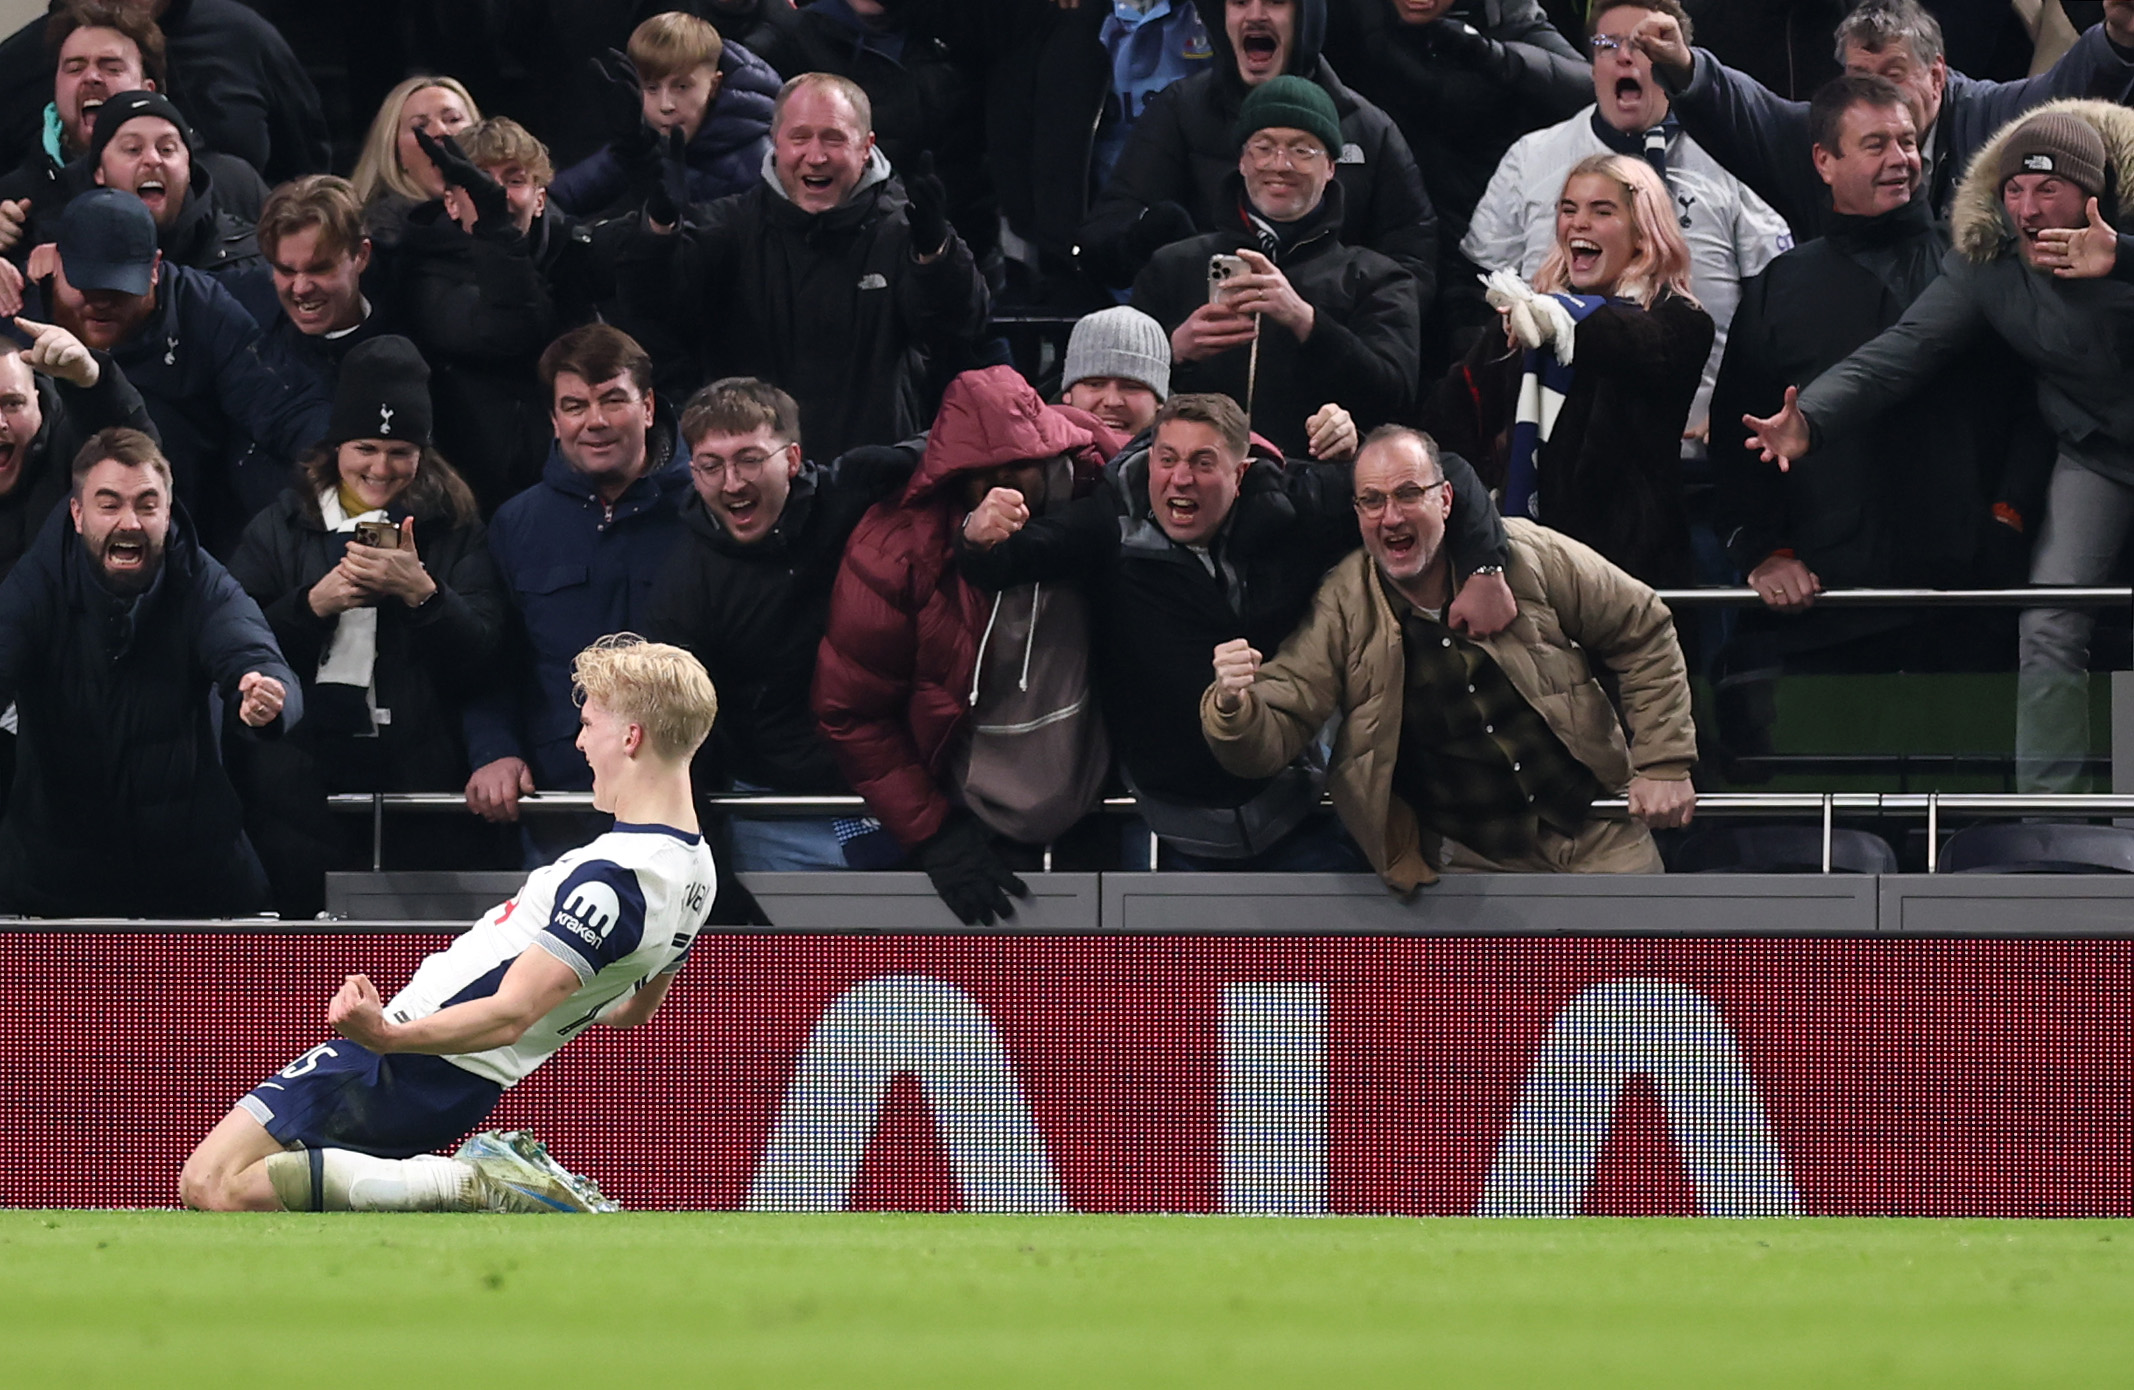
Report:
35,265,333,554
0,503,300,916
463,435,691,788
548,42,782,217
1665,22,2134,238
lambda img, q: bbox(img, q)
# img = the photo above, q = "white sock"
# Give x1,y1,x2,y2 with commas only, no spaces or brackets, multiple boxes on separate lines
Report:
266,1150,479,1212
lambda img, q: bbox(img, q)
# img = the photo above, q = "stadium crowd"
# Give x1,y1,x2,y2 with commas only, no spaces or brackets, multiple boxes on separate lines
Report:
0,0,2128,920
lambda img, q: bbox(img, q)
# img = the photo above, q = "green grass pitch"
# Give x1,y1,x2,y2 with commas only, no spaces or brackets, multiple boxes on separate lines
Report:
4,1213,2130,1387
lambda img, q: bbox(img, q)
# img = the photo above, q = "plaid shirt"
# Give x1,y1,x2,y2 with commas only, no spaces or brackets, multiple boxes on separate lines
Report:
1385,583,1602,861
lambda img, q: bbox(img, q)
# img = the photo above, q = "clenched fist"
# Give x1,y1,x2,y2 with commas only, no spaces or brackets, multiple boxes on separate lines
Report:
1211,637,1262,714
961,486,1030,549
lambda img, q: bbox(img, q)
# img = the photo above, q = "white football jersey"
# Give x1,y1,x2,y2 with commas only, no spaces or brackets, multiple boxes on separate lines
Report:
385,823,717,1087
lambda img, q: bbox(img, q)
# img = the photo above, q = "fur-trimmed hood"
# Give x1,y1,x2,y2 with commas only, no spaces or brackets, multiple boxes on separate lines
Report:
1952,98,2134,264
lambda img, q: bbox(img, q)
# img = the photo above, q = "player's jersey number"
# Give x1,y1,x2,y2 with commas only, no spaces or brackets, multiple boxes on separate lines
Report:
279,1043,342,1078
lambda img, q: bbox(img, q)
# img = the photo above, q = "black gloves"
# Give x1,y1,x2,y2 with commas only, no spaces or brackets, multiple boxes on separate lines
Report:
414,129,512,239
591,48,657,154
1423,18,1506,75
904,150,950,258
1126,200,1198,266
915,814,1028,927
641,128,692,228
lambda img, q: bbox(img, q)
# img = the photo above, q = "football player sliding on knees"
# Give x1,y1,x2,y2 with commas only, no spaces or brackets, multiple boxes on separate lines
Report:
178,637,721,1214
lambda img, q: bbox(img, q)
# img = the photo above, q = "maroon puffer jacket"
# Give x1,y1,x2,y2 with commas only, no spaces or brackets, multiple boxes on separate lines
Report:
811,366,1125,849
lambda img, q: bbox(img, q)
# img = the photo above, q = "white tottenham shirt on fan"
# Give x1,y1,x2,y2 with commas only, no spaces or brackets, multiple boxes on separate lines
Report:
383,824,717,1086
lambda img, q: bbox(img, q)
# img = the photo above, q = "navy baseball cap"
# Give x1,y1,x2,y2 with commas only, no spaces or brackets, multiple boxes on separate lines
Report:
56,188,158,297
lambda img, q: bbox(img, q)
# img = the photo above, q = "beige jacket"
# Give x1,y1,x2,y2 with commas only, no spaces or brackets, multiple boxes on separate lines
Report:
1200,520,1696,892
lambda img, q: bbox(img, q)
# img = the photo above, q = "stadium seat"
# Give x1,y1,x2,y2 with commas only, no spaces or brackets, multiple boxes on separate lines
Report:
1935,823,2134,874
1671,825,1899,874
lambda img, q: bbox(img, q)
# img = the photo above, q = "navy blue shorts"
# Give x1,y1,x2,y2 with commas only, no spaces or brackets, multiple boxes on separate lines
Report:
236,1041,503,1159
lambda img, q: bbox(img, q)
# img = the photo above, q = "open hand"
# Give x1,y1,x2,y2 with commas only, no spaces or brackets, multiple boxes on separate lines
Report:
1171,300,1259,363
2032,196,2119,279
338,517,436,607
1226,249,1315,338
1743,385,1811,472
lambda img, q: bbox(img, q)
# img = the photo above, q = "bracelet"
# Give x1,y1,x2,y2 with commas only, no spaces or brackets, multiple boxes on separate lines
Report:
1468,564,1506,577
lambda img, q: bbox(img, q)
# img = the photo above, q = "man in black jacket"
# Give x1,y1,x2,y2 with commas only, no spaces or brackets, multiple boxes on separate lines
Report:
0,0,328,187
620,72,989,465
645,377,912,872
230,175,393,406
1131,77,1418,462
1709,75,2046,748
1079,0,1438,306
0,425,298,916
1631,0,2134,237
32,188,329,552
959,390,1511,869
87,90,257,282
0,312,155,582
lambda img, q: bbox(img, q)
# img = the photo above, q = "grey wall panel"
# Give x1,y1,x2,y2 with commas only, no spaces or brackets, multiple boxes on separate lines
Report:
1102,872,1880,935
326,871,523,923
740,872,1102,933
1881,875,2134,936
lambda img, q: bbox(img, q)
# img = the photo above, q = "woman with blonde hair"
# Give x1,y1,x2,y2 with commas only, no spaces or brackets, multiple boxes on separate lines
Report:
351,76,482,245
1423,152,1712,585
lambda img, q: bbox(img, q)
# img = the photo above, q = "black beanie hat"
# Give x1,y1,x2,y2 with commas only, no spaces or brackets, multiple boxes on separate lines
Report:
88,90,195,171
327,336,433,449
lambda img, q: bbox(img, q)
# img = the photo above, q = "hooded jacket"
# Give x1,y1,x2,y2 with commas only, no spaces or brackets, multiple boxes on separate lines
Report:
957,427,1508,816
1797,99,2134,485
1423,287,1713,587
0,352,158,584
617,145,990,464
548,41,784,217
1130,177,1420,458
155,161,263,282
0,502,301,916
1078,0,1439,301
1662,23,2134,238
644,445,916,796
462,431,691,790
1712,194,2048,592
1201,519,1695,891
811,368,1124,848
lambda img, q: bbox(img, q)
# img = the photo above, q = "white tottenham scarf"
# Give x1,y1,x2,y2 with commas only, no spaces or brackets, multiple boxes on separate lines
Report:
315,487,388,733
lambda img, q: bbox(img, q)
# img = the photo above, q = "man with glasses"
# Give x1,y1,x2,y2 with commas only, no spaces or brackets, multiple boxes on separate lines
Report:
645,376,917,872
961,392,1513,871
1462,0,1787,445
1201,424,1695,886
1130,76,1419,463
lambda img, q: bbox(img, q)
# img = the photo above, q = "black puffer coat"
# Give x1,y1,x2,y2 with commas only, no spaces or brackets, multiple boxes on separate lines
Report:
1130,179,1419,459
0,504,300,916
617,149,990,463
1079,0,1438,301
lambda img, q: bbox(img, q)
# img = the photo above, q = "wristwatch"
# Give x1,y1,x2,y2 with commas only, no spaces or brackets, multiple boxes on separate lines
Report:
1468,564,1506,577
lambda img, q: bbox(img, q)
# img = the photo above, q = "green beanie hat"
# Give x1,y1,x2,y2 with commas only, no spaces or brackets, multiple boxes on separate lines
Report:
1233,76,1342,162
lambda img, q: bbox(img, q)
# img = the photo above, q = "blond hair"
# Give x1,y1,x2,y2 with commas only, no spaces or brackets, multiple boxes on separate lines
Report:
572,634,718,762
629,10,722,82
352,75,481,205
773,71,872,135
1533,153,1698,309
457,116,553,187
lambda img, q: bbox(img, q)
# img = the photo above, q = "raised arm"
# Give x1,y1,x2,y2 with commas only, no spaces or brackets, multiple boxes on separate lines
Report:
1200,572,1356,780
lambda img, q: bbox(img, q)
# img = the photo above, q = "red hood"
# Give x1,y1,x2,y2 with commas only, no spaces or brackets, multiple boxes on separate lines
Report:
904,366,1127,503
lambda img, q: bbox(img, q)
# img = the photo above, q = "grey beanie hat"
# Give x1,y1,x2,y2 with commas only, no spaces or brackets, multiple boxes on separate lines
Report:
1062,306,1170,400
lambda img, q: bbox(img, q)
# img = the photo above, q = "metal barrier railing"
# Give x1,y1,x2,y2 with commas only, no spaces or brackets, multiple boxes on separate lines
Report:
1652,586,2131,608
327,790,2134,876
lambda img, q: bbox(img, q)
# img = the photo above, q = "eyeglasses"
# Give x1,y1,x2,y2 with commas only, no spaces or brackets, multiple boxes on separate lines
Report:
690,445,789,483
1588,34,1632,55
1352,480,1447,519
1244,136,1330,169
